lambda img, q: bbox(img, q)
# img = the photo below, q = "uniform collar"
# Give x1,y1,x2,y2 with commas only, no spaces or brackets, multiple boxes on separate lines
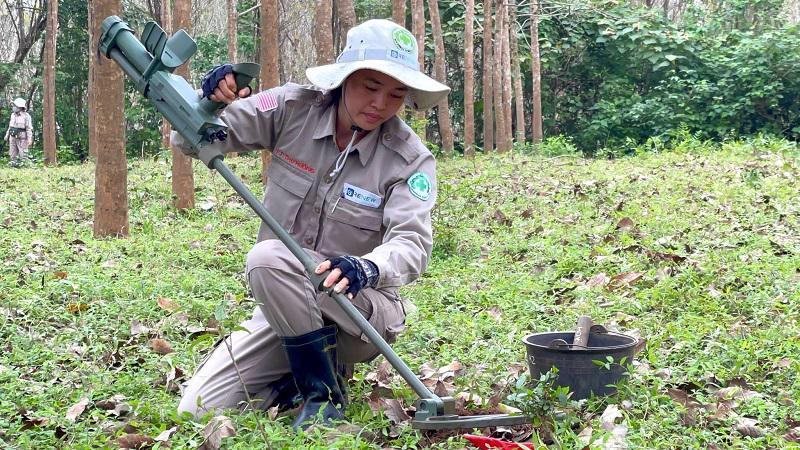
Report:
312,101,381,167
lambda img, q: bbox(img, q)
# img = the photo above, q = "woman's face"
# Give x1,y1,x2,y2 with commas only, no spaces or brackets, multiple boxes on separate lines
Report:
340,69,408,131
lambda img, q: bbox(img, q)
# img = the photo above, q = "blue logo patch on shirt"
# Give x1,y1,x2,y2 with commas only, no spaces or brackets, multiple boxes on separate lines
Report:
343,183,382,208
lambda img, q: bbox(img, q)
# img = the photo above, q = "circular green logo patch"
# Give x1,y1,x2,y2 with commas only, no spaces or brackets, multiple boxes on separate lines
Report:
408,172,431,201
392,28,416,53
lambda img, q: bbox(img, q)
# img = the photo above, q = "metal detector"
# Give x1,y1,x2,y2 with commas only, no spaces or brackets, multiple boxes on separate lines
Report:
98,15,531,430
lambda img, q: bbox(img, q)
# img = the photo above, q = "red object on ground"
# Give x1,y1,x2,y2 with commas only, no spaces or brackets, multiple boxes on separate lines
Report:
463,434,535,449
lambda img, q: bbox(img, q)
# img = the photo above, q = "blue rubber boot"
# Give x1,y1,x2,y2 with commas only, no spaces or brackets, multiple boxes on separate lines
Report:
281,325,346,429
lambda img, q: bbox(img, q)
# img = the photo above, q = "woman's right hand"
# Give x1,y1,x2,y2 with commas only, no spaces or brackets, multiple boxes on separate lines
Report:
201,64,252,104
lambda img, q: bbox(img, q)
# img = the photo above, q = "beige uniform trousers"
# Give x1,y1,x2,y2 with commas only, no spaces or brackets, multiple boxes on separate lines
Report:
178,240,407,417
8,136,29,161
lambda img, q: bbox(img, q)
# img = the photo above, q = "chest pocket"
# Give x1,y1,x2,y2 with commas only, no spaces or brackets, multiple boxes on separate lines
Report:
264,161,313,233
321,197,384,257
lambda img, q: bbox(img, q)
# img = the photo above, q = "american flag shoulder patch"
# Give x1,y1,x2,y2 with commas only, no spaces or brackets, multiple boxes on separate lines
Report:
255,90,279,112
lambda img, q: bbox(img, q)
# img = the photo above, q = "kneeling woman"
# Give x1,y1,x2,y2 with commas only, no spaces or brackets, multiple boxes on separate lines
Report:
173,19,449,429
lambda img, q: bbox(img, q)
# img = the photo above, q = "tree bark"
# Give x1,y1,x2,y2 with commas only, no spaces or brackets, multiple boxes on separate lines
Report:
481,0,494,152
171,0,195,209
337,0,356,49
530,0,543,143
501,0,513,151
411,0,426,124
227,0,238,61
261,0,281,183
92,0,128,237
227,0,239,157
314,0,334,65
509,0,525,143
160,0,172,151
43,0,58,166
464,0,475,158
492,0,506,153
427,0,454,155
392,0,406,25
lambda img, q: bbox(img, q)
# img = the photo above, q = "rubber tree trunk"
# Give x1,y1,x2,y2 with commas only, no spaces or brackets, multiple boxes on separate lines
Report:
411,0,426,125
464,0,475,158
427,0,454,155
260,0,281,184
392,0,406,25
171,0,195,210
481,0,494,152
492,0,507,153
160,0,172,151
531,0,543,143
314,0,334,65
227,0,239,157
337,0,356,50
91,0,129,237
501,2,514,151
43,0,58,166
509,0,525,143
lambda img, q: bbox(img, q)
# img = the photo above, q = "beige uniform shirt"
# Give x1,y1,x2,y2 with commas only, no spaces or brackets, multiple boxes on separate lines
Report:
6,111,32,140
174,83,436,288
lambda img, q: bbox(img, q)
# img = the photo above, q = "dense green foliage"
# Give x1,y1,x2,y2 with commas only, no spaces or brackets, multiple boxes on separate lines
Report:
5,0,800,163
1,140,798,447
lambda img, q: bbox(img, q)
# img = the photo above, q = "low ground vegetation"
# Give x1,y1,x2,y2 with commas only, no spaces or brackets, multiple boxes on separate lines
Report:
1,138,798,448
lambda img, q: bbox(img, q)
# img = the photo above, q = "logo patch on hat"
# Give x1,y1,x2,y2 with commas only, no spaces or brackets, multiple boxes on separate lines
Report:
392,28,416,53
407,172,431,201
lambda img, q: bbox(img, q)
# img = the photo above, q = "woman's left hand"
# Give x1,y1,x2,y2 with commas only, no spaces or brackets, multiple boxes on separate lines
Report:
315,256,379,299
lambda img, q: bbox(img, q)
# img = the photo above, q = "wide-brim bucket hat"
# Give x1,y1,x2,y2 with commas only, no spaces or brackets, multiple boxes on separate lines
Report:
306,19,450,111
12,98,26,109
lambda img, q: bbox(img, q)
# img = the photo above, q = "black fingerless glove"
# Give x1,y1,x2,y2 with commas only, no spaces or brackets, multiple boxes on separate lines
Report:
201,63,234,99
327,256,380,296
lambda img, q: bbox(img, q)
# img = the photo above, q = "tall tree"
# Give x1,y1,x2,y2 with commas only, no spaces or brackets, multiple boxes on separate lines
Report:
509,0,525,143
314,0,334,65
43,0,59,166
481,0,494,152
492,0,507,152
227,0,239,157
337,0,356,49
260,0,280,183
91,0,128,237
427,0,454,155
501,0,513,151
172,0,195,209
227,0,238,62
411,0,425,123
392,0,406,25
530,0,543,143
464,0,475,158
160,0,172,150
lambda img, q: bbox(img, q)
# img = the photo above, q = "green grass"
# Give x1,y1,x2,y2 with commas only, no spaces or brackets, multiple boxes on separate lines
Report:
1,139,798,449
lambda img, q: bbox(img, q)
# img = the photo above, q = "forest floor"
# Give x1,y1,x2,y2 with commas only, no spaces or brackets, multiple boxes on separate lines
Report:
1,138,799,449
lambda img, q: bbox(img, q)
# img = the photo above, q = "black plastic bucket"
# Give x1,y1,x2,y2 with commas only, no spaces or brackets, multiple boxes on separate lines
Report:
523,331,638,400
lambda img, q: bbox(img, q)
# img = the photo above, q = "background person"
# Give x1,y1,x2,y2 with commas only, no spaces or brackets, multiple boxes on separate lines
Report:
4,97,33,166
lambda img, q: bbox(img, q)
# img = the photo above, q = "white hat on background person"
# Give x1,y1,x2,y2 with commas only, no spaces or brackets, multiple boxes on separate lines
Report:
306,19,450,111
12,98,26,109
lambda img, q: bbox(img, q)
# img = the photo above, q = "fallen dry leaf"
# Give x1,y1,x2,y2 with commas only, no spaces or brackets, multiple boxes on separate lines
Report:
783,426,800,442
600,404,623,431
149,338,174,355
734,417,764,438
199,415,237,450
616,217,636,232
609,271,644,289
65,397,89,422
585,273,610,288
154,426,178,442
157,297,179,313
118,433,155,449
